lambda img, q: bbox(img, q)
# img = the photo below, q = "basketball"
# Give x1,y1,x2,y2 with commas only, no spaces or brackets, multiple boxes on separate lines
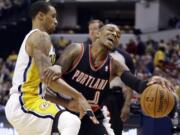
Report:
140,84,175,118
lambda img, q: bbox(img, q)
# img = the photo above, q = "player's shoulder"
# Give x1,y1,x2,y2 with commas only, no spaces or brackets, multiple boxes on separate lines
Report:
27,30,51,54
65,43,83,54
30,30,49,40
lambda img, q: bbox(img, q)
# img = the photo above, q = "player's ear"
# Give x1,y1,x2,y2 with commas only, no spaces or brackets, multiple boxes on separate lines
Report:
37,11,45,20
96,31,101,39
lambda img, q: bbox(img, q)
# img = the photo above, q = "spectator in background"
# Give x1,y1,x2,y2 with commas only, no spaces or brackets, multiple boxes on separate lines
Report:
154,45,166,68
166,41,175,60
146,39,158,57
84,19,104,45
0,62,12,105
54,36,71,59
159,39,167,49
136,36,146,56
7,51,18,62
58,36,71,48
126,39,137,55
136,55,153,77
175,35,180,45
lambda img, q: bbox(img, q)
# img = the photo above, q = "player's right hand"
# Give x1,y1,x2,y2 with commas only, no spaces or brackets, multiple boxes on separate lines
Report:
147,76,175,92
42,65,62,86
78,94,99,124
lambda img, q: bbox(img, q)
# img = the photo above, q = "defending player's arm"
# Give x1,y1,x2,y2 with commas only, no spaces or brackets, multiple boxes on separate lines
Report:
27,31,98,124
111,58,174,93
45,91,81,114
28,31,84,98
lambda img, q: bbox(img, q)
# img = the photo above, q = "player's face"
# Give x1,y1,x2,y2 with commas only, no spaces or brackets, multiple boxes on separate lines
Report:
98,24,121,50
88,22,100,42
44,6,58,33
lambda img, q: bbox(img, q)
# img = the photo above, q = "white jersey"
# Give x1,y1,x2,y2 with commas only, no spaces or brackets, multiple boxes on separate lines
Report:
10,29,55,96
5,30,80,135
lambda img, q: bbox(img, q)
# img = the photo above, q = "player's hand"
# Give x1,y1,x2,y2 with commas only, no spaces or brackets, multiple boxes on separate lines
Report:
67,99,89,120
148,76,174,91
78,94,99,124
120,105,130,122
42,65,62,86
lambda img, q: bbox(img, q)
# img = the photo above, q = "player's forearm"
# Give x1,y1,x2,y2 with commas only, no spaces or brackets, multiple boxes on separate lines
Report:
120,71,148,93
123,87,133,107
45,94,70,108
48,78,82,100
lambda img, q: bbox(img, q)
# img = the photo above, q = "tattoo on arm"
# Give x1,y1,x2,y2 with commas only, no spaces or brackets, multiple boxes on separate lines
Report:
31,32,52,76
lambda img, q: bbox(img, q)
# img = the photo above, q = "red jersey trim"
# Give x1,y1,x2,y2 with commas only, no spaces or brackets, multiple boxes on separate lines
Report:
89,45,108,72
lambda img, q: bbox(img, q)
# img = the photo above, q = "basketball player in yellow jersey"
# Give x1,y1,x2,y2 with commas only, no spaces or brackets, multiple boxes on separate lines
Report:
5,1,98,135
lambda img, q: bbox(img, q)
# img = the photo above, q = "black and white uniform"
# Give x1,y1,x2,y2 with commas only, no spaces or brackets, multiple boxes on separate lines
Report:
62,43,115,135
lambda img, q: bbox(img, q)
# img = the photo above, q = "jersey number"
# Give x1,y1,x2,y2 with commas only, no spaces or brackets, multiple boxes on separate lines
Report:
88,91,100,105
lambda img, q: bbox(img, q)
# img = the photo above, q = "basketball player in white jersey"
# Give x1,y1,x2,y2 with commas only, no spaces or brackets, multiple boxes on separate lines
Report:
5,1,98,135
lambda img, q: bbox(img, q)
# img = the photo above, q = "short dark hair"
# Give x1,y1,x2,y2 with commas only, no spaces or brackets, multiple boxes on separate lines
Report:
88,19,104,29
29,1,52,19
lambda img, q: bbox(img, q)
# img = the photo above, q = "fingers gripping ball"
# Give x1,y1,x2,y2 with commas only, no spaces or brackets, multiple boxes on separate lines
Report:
140,84,175,118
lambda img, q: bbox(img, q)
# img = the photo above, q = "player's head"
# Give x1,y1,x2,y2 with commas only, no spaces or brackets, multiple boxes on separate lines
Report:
96,24,121,50
29,1,58,33
88,19,104,42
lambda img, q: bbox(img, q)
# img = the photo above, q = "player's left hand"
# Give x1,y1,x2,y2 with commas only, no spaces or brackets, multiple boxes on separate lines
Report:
120,105,130,122
147,76,174,92
78,95,99,124
68,96,99,124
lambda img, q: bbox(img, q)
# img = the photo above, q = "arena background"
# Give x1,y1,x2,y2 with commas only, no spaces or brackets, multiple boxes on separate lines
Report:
0,0,180,135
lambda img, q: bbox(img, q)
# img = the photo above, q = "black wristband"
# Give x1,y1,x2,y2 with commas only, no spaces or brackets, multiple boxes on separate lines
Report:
86,109,95,117
120,71,148,93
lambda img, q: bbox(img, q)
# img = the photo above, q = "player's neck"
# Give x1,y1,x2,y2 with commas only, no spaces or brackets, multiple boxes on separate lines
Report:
32,21,46,32
91,42,108,61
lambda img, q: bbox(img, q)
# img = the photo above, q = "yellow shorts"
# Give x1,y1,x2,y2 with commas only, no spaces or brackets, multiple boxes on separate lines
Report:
5,93,65,135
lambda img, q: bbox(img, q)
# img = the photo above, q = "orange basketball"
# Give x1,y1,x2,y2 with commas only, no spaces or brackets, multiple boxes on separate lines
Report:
140,84,175,118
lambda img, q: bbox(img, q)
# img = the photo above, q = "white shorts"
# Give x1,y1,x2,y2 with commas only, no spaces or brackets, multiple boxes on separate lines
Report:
5,93,65,135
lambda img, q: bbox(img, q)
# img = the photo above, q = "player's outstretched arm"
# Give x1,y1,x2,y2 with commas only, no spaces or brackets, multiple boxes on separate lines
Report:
111,58,174,93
